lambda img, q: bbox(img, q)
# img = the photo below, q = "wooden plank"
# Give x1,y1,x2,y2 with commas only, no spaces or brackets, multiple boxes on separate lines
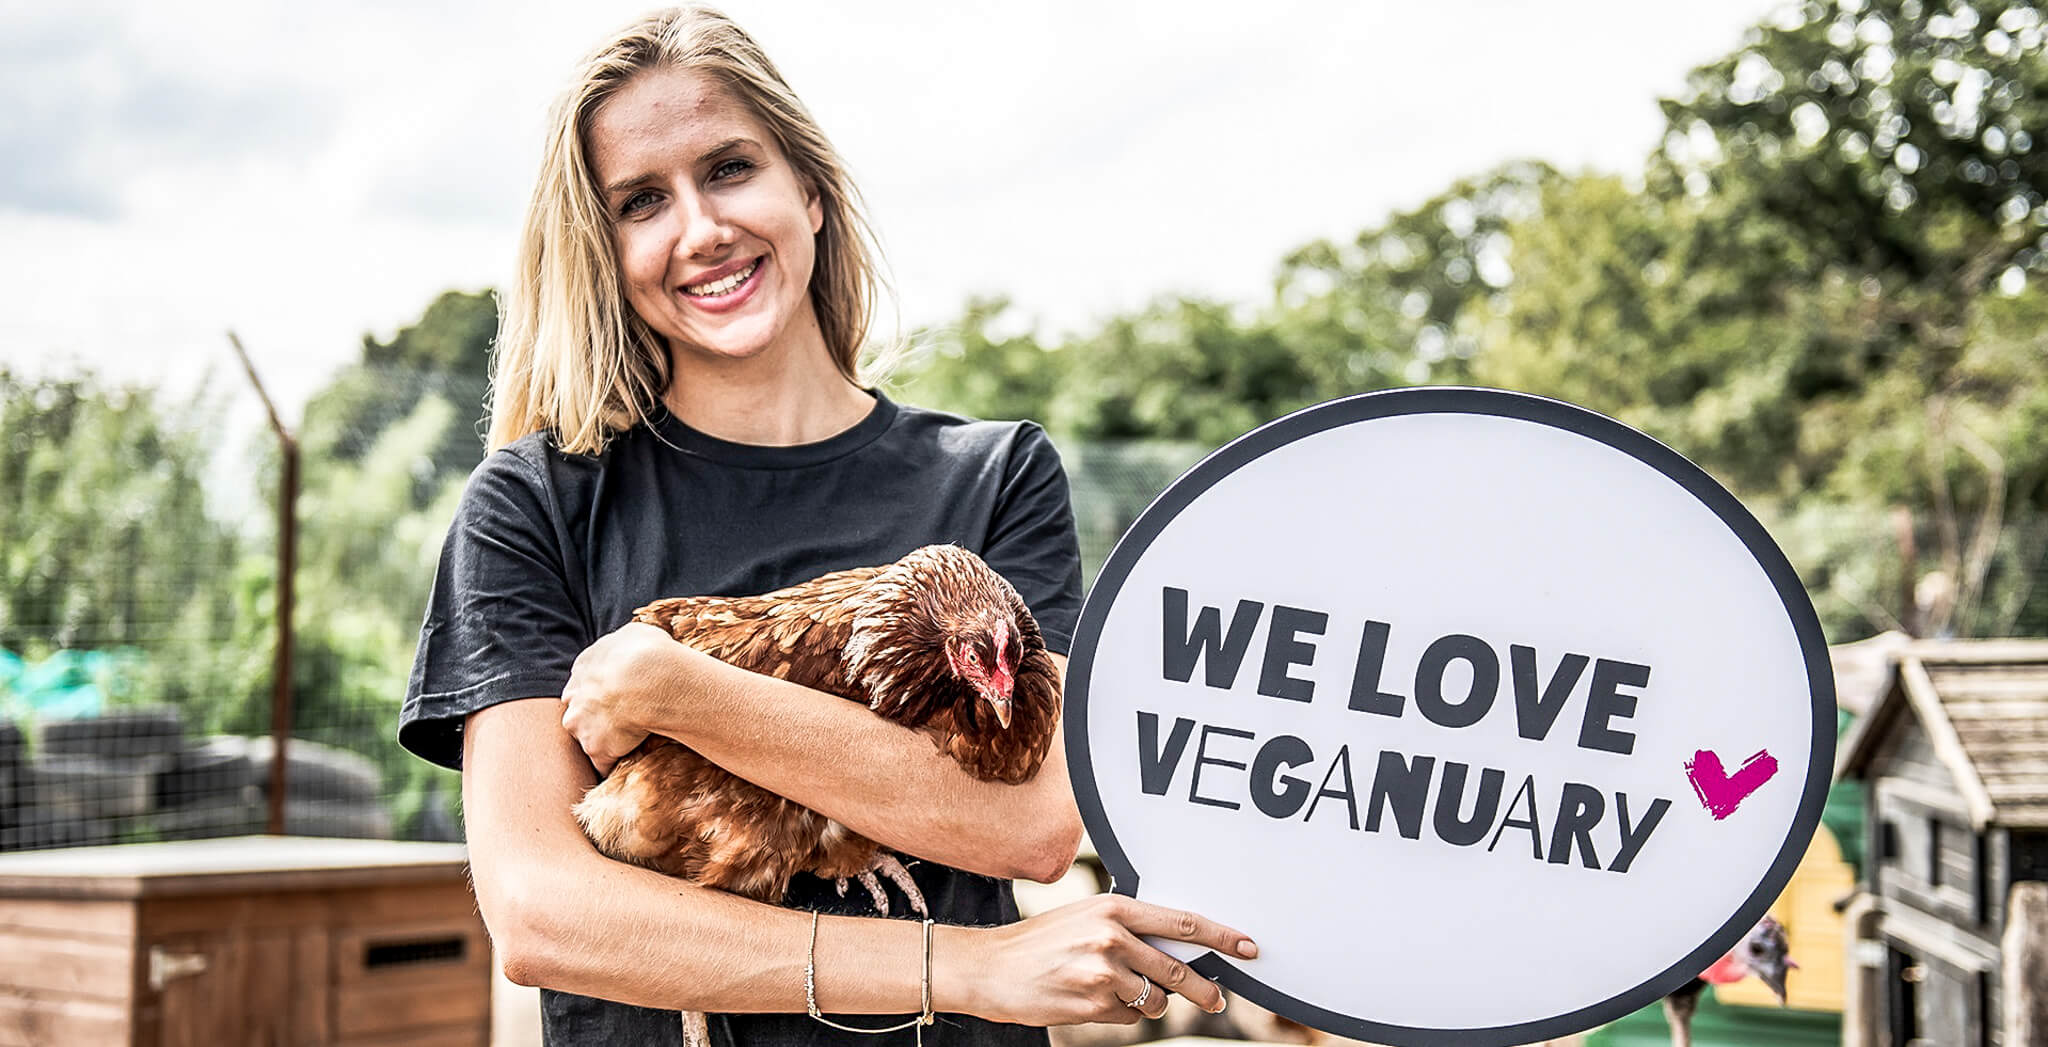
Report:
2005,881,2048,1047
241,930,295,1047
0,989,128,1047
0,837,469,900
1878,776,1973,820
152,932,231,1047
0,898,132,941
0,934,131,1002
1874,719,1972,798
1881,901,2001,972
1901,656,1999,829
1947,738,2048,757
136,880,474,937
150,928,303,1047
339,1026,487,1047
138,881,473,936
137,890,334,936
333,970,491,1040
293,926,333,1047
332,922,490,987
1925,661,2048,682
334,882,479,927
1942,702,2048,719
1932,679,2048,703
1912,639,2048,663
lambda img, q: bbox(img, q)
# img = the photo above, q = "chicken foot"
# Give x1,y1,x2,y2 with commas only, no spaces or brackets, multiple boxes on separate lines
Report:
682,1008,710,1047
833,852,927,918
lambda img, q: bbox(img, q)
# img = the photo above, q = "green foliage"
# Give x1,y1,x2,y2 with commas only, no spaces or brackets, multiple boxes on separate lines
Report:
305,288,494,491
290,299,491,837
1652,0,2048,295
890,2,2048,643
290,395,468,836
0,371,265,720
1276,161,1565,385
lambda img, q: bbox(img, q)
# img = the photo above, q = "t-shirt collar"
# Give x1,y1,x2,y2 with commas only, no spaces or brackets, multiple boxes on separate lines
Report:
646,389,898,469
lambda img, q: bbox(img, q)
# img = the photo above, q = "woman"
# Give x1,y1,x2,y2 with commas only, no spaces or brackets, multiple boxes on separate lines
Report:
397,7,1254,1045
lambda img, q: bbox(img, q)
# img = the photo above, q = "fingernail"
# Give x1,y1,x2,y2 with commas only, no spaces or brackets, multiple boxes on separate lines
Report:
1236,939,1258,959
1213,997,1228,1013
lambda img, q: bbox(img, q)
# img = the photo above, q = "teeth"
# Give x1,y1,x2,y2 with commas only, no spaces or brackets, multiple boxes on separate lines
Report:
684,260,757,297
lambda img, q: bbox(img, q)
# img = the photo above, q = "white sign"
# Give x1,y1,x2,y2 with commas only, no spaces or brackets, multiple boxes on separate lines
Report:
1064,389,1833,1046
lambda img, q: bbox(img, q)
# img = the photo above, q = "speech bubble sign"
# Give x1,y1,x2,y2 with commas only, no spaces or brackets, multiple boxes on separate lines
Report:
1064,388,1833,1046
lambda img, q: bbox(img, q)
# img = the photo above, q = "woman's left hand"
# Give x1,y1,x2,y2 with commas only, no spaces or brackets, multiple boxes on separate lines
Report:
560,621,701,775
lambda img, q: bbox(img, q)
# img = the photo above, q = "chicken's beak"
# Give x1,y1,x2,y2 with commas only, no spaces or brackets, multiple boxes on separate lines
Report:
1756,960,1790,1005
985,664,1015,728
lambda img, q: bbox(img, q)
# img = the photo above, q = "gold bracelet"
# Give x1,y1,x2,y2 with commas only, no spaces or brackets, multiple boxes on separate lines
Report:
804,911,938,1041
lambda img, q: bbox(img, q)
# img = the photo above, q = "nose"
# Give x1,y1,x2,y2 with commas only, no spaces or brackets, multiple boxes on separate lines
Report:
675,191,735,259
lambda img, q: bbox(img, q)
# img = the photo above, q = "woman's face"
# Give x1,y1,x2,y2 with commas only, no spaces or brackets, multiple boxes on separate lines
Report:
588,66,826,370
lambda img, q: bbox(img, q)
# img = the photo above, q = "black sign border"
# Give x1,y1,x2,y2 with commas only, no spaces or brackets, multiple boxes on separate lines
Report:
1062,386,1837,1046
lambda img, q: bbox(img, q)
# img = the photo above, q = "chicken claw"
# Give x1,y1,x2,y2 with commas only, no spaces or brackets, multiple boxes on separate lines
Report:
873,853,928,917
833,853,928,917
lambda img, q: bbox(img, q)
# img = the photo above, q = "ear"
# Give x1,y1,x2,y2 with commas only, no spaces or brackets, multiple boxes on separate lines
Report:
805,179,824,235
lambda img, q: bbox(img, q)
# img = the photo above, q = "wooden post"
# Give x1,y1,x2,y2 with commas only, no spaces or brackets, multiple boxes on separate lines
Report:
1893,506,1920,637
2007,881,2048,1047
228,333,298,836
1841,890,1883,1047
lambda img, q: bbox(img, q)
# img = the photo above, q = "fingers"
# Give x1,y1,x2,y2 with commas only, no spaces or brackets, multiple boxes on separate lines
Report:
1116,935,1225,1015
558,696,627,776
1116,969,1171,1021
1110,896,1256,961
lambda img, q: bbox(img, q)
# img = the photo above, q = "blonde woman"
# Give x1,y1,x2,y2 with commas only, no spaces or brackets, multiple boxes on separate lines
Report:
398,7,1254,1045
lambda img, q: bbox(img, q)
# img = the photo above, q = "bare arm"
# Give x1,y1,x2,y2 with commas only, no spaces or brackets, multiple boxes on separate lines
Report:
466,695,1251,1021
562,631,1082,883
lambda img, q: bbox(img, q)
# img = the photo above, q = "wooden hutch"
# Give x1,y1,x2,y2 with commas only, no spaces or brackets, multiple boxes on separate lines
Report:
1836,640,2048,1047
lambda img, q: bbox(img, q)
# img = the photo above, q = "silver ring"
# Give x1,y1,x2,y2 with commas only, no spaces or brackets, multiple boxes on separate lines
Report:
1126,974,1152,1010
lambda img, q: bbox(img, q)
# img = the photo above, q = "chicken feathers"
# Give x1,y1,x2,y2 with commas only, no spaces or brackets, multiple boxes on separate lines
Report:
572,544,1062,912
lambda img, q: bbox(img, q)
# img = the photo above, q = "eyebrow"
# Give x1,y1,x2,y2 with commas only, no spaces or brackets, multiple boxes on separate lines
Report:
602,137,756,199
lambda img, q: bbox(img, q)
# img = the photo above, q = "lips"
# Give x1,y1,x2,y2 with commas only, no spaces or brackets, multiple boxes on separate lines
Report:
682,257,761,298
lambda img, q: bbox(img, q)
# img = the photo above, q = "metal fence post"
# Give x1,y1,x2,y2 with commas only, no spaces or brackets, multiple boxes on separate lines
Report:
228,333,297,836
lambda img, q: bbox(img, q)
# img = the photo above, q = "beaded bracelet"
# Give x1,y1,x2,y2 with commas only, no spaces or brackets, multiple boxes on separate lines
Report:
805,910,937,1042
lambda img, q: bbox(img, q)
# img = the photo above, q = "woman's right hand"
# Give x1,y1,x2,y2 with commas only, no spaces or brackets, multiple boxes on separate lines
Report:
947,894,1257,1026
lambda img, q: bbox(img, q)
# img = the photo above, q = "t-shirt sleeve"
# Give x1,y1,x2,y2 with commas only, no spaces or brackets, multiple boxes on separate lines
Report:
983,422,1085,656
399,449,590,770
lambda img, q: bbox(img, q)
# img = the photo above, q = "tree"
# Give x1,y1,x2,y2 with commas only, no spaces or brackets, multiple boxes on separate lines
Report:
1276,160,1564,387
302,289,496,502
1628,0,2046,635
0,371,264,718
281,290,499,837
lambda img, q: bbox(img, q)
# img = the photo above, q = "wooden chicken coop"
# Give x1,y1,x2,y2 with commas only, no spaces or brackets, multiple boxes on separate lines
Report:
0,835,489,1047
1835,639,2048,1047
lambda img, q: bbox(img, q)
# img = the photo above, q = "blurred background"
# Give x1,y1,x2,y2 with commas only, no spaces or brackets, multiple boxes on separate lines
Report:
1,0,2044,1044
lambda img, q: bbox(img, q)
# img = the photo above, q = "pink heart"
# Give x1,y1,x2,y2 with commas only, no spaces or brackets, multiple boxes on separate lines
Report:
1685,748,1779,820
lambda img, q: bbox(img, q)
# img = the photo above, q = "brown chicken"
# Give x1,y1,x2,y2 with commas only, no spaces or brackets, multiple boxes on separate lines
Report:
572,543,1062,917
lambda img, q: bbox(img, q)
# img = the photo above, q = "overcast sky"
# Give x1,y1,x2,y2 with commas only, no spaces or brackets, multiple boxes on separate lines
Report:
0,0,1785,419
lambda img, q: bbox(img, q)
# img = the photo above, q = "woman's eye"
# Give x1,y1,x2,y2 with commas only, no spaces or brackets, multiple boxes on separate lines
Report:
711,158,754,181
618,190,657,217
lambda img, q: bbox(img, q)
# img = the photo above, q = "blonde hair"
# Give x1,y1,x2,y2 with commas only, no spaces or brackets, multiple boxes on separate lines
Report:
487,6,890,454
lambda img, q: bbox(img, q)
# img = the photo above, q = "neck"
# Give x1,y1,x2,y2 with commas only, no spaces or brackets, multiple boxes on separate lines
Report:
660,321,873,446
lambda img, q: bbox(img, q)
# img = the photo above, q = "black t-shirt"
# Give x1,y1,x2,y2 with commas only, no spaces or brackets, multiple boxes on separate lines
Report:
400,390,1080,1047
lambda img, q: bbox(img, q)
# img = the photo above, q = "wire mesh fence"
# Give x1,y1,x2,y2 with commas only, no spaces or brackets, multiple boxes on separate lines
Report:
1,364,2044,854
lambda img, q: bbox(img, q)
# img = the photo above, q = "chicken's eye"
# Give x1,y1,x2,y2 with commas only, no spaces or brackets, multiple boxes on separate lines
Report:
965,650,980,665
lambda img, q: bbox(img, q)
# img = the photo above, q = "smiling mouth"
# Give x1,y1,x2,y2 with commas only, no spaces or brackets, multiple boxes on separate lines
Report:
683,259,760,297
